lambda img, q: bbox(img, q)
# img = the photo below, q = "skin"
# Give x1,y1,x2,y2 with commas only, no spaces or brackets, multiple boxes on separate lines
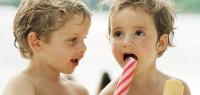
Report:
100,7,191,95
3,15,90,95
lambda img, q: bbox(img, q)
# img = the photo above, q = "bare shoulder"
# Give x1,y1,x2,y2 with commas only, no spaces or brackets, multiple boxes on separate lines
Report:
179,79,191,95
66,80,89,95
99,78,118,95
2,73,35,95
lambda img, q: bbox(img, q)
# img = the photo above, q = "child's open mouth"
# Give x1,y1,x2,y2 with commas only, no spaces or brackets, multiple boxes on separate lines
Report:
123,53,138,62
71,59,79,67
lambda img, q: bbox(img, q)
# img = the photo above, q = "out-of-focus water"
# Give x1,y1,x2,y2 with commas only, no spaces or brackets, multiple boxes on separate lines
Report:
0,6,200,95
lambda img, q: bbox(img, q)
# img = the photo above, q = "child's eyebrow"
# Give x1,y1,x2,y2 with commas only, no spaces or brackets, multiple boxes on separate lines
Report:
132,26,147,30
111,26,123,31
74,32,88,37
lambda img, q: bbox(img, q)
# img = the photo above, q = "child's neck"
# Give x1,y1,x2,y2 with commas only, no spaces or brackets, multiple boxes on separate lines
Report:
132,63,162,87
24,60,61,83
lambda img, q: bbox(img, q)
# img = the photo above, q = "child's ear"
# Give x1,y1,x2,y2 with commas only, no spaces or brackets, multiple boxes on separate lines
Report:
28,32,44,52
157,34,168,54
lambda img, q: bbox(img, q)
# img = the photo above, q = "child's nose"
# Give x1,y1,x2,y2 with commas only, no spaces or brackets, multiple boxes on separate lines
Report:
122,36,134,49
79,42,86,55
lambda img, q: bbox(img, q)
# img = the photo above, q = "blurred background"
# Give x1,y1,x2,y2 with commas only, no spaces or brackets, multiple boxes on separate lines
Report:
0,0,200,95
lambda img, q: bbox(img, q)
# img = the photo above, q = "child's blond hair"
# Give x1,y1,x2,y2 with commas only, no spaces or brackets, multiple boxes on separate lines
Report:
14,0,92,58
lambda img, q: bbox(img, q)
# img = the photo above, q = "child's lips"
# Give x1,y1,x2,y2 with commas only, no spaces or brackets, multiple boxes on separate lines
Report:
122,53,138,65
71,59,79,67
123,53,138,61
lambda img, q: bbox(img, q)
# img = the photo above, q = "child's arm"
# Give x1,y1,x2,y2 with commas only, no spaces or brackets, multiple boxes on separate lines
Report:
67,80,89,95
2,76,35,95
99,84,114,95
99,77,119,95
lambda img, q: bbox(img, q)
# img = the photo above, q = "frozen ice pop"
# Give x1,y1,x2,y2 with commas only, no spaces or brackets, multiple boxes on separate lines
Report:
113,57,137,95
163,79,184,95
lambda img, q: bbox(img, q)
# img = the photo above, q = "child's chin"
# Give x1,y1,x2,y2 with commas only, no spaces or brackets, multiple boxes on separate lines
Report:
120,60,127,67
119,63,125,68
62,69,75,74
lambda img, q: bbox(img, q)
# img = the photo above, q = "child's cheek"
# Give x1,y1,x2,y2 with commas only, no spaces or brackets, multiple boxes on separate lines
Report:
111,41,123,66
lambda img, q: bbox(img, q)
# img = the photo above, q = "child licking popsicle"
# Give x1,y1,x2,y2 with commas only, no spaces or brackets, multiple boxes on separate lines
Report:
100,0,191,95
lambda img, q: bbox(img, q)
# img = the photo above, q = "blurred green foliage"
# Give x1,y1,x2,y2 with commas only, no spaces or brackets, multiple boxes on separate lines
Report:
86,0,200,12
0,0,20,7
174,0,200,13
0,0,200,13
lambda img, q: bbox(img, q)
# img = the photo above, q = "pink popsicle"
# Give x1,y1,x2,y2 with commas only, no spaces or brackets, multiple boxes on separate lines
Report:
113,57,137,95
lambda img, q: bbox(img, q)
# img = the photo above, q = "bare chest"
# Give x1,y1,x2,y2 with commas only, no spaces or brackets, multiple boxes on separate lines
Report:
33,81,75,95
128,87,163,95
36,86,66,95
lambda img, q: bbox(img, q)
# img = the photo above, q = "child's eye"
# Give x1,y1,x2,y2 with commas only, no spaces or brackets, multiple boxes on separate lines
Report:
68,37,77,42
113,31,122,37
66,37,78,46
135,30,145,36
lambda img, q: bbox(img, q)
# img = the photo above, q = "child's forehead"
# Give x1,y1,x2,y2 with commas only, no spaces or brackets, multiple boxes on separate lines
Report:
111,7,153,20
53,16,90,35
65,14,90,25
111,6,152,17
110,7,156,29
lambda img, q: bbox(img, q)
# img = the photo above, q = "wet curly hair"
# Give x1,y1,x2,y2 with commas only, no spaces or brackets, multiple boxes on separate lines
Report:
13,0,92,58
